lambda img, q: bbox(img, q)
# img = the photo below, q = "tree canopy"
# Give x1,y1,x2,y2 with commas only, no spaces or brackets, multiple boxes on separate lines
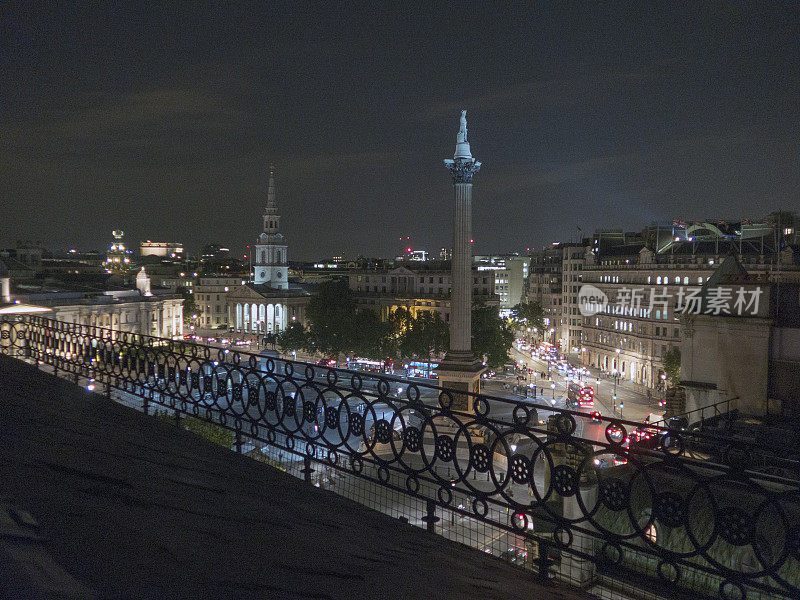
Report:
299,281,514,369
276,321,310,354
176,285,199,326
305,279,357,357
472,303,515,367
510,300,545,332
399,310,449,365
663,347,681,386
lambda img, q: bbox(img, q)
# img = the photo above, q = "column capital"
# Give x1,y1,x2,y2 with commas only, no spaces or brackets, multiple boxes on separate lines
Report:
444,157,482,184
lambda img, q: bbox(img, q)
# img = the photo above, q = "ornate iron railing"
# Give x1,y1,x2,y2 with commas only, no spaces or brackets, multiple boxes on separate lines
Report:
1,315,798,600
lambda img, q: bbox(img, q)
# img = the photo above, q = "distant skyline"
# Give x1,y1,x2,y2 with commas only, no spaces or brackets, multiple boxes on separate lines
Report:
2,4,799,259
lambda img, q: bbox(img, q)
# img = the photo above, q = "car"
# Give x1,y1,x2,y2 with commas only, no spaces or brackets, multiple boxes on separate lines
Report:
499,547,528,565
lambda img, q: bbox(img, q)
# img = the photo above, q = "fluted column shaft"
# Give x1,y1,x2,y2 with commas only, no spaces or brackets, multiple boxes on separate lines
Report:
451,182,472,353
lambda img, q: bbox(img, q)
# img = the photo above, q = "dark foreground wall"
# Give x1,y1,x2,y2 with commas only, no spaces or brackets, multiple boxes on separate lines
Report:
0,355,588,600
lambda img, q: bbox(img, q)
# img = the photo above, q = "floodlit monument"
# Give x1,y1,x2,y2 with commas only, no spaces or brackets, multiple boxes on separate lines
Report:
437,111,485,411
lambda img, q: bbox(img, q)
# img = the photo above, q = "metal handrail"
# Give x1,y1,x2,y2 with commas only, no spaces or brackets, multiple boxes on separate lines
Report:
650,397,735,429
1,314,798,600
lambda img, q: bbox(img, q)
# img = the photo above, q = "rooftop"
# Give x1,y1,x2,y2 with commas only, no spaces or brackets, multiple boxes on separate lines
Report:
0,355,585,600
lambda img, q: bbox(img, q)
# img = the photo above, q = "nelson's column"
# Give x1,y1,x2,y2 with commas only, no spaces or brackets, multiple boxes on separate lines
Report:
437,110,484,412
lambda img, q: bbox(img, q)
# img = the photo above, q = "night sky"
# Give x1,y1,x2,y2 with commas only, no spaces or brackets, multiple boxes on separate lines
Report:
2,3,799,260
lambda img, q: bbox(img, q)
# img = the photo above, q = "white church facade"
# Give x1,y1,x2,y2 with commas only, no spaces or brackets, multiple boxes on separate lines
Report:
226,166,309,335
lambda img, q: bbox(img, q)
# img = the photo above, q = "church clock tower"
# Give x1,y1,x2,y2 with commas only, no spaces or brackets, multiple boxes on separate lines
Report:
253,165,288,289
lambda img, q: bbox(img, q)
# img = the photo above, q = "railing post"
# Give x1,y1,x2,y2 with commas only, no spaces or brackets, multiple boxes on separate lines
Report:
301,456,314,484
235,429,243,454
174,410,181,428
106,377,112,400
421,499,439,533
536,539,551,583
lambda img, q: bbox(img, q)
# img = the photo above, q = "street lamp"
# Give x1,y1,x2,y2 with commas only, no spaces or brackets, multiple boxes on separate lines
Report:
579,347,587,381
551,382,556,399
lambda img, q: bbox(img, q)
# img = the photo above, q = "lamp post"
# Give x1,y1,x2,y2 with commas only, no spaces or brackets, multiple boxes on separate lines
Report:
579,347,586,381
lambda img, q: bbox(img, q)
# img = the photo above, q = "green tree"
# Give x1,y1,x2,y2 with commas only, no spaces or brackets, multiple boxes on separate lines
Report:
176,285,200,326
183,415,236,448
153,410,235,449
351,309,394,362
472,303,515,368
388,306,413,337
305,279,357,358
399,311,450,376
663,347,681,386
277,321,310,355
510,301,545,333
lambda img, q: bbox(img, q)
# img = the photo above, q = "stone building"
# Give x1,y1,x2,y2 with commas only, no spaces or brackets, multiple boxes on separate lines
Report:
473,255,530,310
577,219,800,391
680,260,800,417
347,264,496,323
526,246,563,341
194,275,246,329
10,268,183,338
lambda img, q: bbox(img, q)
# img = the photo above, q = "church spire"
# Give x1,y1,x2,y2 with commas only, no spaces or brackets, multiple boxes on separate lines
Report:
262,165,280,234
266,164,276,215
253,164,288,289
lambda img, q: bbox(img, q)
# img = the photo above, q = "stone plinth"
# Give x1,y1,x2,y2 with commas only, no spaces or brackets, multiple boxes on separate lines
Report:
437,351,484,413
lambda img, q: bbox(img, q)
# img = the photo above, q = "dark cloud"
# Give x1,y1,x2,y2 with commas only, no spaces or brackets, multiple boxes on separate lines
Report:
1,3,799,258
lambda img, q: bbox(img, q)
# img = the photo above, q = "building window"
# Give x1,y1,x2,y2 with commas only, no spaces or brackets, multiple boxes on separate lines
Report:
644,523,657,543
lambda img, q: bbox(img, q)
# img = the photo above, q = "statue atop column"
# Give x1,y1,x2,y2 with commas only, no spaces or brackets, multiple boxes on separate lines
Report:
446,109,480,180
457,109,468,143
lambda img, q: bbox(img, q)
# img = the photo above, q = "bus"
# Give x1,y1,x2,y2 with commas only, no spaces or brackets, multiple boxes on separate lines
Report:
567,382,594,408
406,361,438,379
348,358,394,374
537,342,558,360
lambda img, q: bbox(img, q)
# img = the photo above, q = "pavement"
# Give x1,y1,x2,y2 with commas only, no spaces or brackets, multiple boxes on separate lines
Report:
504,345,661,424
